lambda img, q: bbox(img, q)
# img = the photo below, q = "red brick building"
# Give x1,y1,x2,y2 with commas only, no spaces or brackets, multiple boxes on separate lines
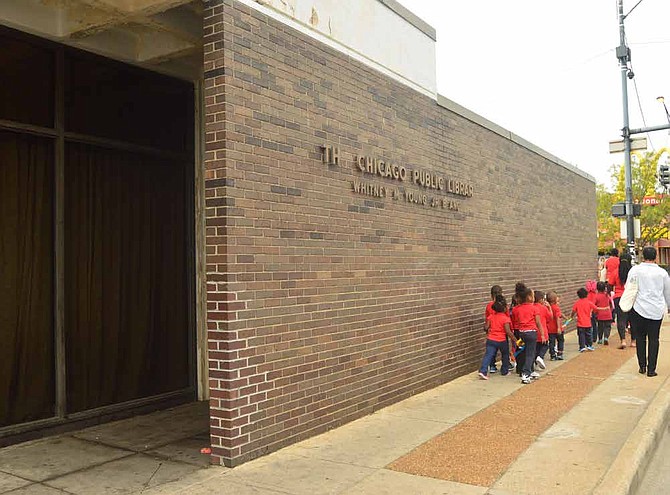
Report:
0,0,595,467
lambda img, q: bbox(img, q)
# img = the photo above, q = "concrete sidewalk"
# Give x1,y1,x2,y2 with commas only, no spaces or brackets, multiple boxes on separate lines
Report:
145,323,670,495
2,323,669,495
0,403,211,495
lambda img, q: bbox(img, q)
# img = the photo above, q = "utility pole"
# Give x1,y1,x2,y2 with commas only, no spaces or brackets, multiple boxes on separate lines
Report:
617,0,635,256
615,0,670,257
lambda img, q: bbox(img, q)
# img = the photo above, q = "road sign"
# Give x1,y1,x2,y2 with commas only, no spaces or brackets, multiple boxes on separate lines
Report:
620,218,641,240
609,137,648,153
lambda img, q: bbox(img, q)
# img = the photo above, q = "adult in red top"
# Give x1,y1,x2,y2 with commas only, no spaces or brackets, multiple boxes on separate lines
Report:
572,288,598,351
605,248,620,287
612,253,633,349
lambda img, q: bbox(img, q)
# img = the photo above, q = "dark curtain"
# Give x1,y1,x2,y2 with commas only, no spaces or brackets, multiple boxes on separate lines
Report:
64,143,189,413
0,131,55,427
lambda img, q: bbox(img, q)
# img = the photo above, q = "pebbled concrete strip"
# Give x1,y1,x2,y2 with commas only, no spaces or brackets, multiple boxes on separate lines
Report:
388,341,631,487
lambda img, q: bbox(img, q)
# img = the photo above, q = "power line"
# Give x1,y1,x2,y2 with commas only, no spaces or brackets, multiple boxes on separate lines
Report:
624,0,646,19
629,40,670,46
624,33,656,151
631,76,656,151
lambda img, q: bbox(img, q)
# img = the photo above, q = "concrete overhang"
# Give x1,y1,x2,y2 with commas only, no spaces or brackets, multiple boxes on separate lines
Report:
0,0,203,80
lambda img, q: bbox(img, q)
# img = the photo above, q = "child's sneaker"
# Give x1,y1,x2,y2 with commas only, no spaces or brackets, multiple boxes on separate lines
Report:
579,348,586,352
530,371,540,379
604,339,609,346
587,346,595,351
597,339,603,345
489,366,498,374
557,355,564,360
550,355,557,361
535,356,546,369
521,374,531,384
478,372,488,380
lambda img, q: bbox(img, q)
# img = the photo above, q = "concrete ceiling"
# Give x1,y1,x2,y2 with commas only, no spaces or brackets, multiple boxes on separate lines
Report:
0,0,203,80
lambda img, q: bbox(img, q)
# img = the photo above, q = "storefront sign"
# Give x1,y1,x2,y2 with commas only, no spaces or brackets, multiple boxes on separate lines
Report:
641,195,663,206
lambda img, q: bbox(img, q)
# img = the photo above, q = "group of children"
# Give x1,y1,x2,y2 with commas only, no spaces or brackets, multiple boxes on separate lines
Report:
573,281,615,351
479,280,614,384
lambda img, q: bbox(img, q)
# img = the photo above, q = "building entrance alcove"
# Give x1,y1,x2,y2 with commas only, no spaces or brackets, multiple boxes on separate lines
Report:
0,26,201,444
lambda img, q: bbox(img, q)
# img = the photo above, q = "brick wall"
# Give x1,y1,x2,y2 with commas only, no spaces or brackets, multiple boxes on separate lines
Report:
204,0,597,466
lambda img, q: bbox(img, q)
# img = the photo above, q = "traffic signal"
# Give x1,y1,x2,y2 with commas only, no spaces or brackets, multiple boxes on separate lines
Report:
660,164,670,186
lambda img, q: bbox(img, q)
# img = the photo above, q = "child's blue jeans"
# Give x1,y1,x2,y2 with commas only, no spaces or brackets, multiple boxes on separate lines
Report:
480,339,511,375
578,326,593,349
549,333,565,357
517,330,537,377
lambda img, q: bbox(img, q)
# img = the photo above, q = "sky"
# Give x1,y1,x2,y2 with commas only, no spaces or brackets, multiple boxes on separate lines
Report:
395,0,670,189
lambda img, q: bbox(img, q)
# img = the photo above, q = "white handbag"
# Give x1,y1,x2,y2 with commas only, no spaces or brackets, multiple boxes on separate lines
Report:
619,278,638,312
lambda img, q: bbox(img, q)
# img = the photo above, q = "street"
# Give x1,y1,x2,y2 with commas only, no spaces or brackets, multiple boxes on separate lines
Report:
635,423,670,494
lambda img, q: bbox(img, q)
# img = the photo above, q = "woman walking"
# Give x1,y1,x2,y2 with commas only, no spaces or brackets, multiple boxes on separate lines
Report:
626,246,670,377
612,253,633,348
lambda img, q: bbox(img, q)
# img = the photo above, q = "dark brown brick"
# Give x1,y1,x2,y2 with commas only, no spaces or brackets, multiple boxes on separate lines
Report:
204,0,596,468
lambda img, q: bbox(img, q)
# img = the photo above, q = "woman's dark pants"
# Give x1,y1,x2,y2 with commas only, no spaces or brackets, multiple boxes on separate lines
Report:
629,309,662,373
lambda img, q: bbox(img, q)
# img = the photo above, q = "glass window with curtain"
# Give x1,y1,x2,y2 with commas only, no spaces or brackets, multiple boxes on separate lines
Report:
64,143,190,413
0,131,55,427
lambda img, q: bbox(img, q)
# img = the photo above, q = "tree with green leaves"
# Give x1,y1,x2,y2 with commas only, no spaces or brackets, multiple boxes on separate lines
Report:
604,148,670,247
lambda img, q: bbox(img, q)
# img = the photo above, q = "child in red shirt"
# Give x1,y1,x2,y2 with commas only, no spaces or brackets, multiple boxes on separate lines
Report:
533,290,552,370
484,285,503,374
479,294,516,380
572,287,598,351
546,291,564,360
594,281,614,345
512,283,544,384
586,279,598,345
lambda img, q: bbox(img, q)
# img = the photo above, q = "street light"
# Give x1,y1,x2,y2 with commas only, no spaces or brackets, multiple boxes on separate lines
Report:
657,96,670,124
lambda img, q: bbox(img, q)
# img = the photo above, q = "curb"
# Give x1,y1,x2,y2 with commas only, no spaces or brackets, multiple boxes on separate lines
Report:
592,366,670,495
